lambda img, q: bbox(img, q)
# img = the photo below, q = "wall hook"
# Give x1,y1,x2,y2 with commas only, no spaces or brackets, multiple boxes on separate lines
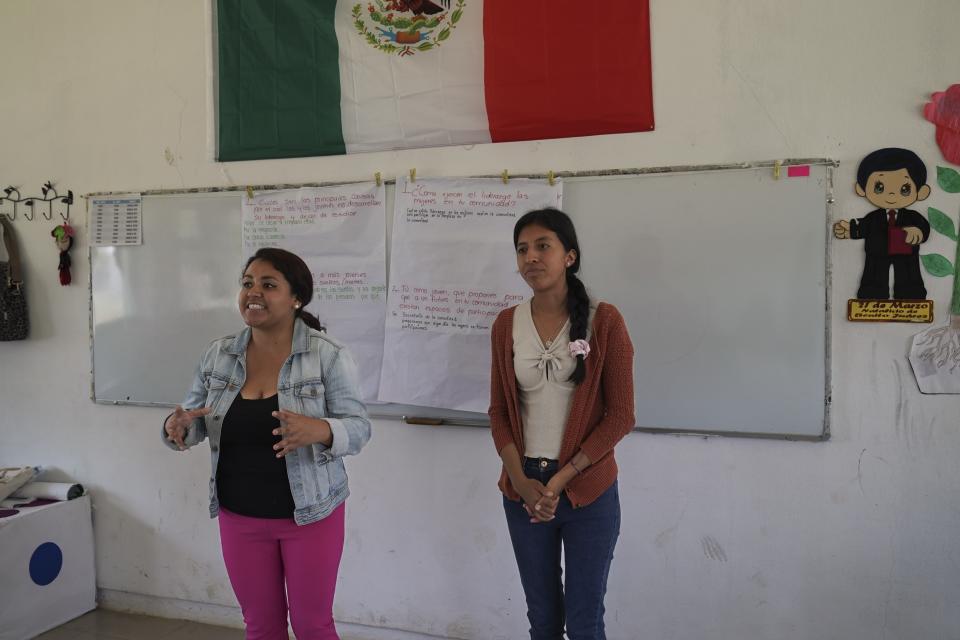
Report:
60,190,74,221
0,182,73,222
42,182,56,220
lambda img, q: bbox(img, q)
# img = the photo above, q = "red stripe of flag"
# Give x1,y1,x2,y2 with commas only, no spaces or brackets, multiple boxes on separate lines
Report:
483,0,654,143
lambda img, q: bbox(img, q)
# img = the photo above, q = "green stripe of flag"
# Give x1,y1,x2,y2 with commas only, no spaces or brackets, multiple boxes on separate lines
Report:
217,0,345,161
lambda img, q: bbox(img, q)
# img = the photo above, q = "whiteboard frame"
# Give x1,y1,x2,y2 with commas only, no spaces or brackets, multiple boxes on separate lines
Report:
87,158,835,440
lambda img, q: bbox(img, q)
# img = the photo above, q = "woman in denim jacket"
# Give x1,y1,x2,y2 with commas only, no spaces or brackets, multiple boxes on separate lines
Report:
163,248,370,640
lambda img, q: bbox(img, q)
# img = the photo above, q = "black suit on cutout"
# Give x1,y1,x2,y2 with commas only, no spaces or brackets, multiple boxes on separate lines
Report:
848,207,929,300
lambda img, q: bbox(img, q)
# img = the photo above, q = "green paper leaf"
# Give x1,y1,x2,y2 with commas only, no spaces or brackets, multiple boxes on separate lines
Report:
922,253,954,277
928,207,958,241
938,166,960,193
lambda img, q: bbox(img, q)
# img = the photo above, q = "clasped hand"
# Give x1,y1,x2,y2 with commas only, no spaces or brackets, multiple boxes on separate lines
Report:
517,477,565,524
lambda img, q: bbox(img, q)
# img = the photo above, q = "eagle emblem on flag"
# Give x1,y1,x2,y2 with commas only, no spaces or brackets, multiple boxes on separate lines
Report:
352,0,466,56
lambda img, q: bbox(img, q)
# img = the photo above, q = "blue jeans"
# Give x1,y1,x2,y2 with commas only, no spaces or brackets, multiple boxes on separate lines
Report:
503,457,621,640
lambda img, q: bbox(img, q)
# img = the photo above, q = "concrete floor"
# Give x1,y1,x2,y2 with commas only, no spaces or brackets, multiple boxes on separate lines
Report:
34,610,243,640
33,609,368,640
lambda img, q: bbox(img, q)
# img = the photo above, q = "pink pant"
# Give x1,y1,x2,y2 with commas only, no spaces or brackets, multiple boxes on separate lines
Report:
218,504,345,640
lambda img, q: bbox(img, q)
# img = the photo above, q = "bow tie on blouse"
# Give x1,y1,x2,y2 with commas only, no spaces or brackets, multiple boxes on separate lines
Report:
534,349,561,372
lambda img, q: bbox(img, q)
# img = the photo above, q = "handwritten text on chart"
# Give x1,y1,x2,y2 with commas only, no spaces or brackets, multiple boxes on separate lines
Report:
315,270,387,303
244,194,382,241
391,284,524,331
242,189,386,310
251,192,379,216
401,184,531,222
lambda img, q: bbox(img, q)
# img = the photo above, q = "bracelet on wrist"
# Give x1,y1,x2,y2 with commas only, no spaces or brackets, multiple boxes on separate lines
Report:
570,459,583,475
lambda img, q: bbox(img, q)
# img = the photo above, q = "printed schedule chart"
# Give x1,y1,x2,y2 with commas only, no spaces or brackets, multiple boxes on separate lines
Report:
89,195,142,246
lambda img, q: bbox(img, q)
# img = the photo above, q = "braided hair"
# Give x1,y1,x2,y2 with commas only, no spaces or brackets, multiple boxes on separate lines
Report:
513,208,590,384
243,248,325,332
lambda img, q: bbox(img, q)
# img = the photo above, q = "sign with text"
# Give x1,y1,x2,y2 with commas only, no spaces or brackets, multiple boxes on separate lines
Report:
242,184,387,400
378,177,563,412
847,299,934,322
89,195,142,246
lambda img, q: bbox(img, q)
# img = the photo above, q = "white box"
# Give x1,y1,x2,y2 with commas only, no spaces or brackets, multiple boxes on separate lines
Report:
0,495,96,640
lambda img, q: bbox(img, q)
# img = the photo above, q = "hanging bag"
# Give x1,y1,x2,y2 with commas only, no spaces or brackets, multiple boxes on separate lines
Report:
0,217,28,341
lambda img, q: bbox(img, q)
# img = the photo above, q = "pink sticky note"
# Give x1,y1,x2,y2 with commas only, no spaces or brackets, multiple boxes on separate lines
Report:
787,165,810,178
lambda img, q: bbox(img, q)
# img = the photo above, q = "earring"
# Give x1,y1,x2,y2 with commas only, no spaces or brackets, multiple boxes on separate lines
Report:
294,303,301,309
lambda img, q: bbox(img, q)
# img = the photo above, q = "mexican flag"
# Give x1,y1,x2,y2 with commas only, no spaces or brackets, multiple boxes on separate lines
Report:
216,0,654,161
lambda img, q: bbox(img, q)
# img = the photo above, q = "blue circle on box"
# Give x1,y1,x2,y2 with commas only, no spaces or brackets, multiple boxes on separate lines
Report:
29,542,63,586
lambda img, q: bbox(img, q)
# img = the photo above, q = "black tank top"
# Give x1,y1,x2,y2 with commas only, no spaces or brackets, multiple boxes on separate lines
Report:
215,394,296,519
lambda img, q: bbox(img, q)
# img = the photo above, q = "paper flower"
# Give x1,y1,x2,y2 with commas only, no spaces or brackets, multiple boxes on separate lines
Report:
924,85,960,164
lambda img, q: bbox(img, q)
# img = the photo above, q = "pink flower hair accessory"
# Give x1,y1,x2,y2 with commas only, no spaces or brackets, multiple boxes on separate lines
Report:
569,339,590,359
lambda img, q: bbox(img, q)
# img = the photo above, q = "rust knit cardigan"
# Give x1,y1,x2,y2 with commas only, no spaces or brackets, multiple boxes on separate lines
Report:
488,301,636,508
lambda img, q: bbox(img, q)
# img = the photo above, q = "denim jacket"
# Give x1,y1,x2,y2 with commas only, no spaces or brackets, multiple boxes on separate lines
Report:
162,318,371,525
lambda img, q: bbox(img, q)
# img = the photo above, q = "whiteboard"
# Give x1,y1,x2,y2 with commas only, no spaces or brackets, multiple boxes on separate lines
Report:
90,193,244,407
89,189,486,425
89,162,832,438
569,168,830,438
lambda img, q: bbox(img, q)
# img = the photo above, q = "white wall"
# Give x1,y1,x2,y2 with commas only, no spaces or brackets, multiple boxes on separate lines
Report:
2,1,959,638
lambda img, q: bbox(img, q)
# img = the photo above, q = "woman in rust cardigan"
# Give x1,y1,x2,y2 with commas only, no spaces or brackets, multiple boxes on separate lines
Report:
489,208,635,640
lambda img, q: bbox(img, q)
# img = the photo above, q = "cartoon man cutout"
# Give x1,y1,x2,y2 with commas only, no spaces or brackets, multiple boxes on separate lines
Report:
834,148,931,300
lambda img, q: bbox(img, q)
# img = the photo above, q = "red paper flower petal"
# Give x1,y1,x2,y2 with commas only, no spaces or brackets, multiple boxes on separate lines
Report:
934,124,960,165
925,84,960,163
